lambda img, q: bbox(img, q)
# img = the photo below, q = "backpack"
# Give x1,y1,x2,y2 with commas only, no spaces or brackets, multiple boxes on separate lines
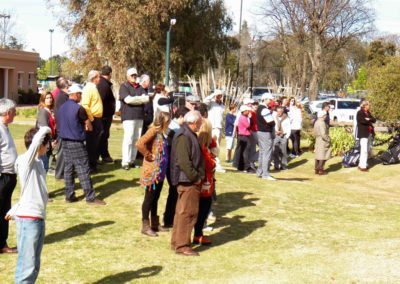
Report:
342,140,361,168
381,134,400,165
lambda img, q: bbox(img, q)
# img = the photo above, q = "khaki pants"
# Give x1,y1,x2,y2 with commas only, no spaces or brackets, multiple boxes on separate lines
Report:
171,184,200,250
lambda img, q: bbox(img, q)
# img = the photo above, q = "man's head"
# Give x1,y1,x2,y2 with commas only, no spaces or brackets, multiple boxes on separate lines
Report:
0,98,16,125
56,77,70,91
214,89,224,103
322,101,330,112
229,103,237,113
184,110,202,132
261,93,274,105
67,84,83,103
126,67,138,84
174,106,190,125
240,105,252,116
140,74,150,89
276,106,284,116
101,66,112,80
24,127,51,156
198,103,208,118
186,95,201,110
88,70,100,85
360,100,370,111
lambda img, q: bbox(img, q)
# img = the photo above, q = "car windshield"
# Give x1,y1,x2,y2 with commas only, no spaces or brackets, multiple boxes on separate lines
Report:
253,89,272,97
337,101,359,109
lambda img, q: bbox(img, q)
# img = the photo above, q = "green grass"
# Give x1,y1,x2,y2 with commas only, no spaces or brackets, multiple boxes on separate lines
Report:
1,123,400,283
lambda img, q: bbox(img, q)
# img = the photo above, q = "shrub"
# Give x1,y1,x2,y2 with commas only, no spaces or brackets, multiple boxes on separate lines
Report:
18,89,40,105
16,107,38,118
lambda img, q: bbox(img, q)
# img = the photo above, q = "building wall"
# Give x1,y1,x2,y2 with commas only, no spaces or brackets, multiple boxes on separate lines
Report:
0,49,40,102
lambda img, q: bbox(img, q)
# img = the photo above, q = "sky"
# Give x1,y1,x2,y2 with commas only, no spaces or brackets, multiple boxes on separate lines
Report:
1,0,400,59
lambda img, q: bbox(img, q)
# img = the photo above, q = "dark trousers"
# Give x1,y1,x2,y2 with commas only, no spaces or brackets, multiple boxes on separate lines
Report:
290,130,301,155
235,135,251,171
55,137,65,179
86,117,104,170
63,140,96,201
141,181,163,220
163,160,177,227
98,116,113,159
171,184,200,250
0,173,17,248
194,197,212,237
315,160,326,171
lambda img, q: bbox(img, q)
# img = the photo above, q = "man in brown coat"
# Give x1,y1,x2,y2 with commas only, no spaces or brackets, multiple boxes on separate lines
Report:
170,110,205,256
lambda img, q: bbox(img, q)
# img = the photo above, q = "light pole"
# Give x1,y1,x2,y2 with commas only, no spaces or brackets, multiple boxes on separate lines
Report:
165,18,176,86
247,43,255,92
0,14,10,48
49,29,54,76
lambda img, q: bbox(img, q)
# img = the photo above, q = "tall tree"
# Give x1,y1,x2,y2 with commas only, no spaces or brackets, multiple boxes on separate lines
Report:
260,0,374,99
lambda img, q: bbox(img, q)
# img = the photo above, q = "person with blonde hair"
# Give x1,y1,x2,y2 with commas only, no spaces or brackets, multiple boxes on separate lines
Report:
136,111,171,237
193,119,216,245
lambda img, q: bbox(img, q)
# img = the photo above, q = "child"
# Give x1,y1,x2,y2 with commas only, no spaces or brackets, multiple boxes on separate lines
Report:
6,126,51,283
225,104,236,163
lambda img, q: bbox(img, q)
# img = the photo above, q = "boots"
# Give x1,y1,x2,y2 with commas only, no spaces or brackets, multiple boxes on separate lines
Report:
151,215,169,232
141,219,158,237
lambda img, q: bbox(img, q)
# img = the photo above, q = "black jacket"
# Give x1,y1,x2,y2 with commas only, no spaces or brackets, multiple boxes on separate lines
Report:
119,82,146,121
97,76,115,118
356,109,376,139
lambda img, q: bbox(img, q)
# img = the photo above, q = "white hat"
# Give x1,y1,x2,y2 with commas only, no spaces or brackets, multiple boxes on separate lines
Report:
214,89,224,96
67,84,83,95
158,105,170,113
317,110,326,118
243,98,254,105
126,67,138,76
240,105,252,112
186,95,201,103
261,93,274,101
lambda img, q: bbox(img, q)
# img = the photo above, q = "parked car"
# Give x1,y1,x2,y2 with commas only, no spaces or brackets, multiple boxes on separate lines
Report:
250,86,282,102
309,98,361,123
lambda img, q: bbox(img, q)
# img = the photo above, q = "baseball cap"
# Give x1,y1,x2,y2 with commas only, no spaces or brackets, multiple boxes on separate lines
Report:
240,105,252,112
214,89,224,96
261,93,274,101
268,100,279,108
186,95,201,103
67,84,83,95
126,67,138,76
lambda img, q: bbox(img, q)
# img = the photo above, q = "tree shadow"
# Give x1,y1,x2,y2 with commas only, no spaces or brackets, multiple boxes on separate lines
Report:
96,178,139,200
327,161,343,172
93,266,163,284
368,157,382,169
195,215,267,252
288,158,308,169
45,221,115,245
214,191,258,217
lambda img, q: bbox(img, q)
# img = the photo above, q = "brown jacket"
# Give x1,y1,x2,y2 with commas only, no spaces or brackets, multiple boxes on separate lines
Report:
136,127,166,187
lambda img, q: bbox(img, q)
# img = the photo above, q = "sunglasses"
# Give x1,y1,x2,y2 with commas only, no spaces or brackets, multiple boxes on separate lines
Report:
130,74,137,78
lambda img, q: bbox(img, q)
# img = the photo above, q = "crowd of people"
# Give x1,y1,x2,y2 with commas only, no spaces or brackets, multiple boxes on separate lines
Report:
0,65,377,282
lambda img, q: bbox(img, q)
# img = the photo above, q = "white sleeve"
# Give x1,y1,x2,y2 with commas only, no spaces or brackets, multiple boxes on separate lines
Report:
203,93,215,105
261,109,274,123
124,95,149,105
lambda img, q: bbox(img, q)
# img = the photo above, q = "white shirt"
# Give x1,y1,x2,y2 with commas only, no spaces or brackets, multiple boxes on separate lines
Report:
204,94,224,129
8,127,51,219
0,121,17,174
275,114,291,139
288,106,302,130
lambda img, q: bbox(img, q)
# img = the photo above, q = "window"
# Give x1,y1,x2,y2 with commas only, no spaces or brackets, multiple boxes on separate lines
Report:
17,73,23,89
28,73,35,89
337,101,359,109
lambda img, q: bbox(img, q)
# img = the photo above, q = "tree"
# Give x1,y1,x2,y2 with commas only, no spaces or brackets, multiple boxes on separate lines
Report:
260,0,374,99
366,56,400,123
55,0,236,84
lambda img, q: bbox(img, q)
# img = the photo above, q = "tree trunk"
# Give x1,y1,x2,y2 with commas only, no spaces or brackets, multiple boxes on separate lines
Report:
300,51,308,96
309,35,322,101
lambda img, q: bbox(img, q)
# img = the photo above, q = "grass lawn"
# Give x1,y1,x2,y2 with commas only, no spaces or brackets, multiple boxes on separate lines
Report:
1,123,400,283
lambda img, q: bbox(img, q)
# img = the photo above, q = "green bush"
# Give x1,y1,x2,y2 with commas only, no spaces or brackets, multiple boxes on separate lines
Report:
18,89,40,105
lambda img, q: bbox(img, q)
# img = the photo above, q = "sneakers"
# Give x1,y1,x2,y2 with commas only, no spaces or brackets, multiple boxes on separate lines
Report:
122,165,130,170
193,235,212,245
215,167,226,173
262,175,276,181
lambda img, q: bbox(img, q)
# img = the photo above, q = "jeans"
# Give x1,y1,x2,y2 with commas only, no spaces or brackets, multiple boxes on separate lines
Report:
290,129,301,155
122,119,143,166
15,218,45,284
142,181,163,220
273,136,288,169
257,131,275,178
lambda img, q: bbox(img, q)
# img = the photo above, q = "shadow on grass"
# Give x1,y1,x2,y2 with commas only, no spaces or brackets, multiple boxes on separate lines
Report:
215,191,258,217
96,178,139,200
288,158,308,169
275,177,310,182
93,266,162,284
327,161,343,172
45,221,115,245
195,215,267,252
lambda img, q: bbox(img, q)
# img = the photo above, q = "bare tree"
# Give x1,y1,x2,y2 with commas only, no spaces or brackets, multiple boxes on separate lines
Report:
259,0,374,100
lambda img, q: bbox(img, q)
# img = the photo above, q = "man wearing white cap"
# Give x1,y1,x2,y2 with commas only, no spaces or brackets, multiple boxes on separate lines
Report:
119,67,150,170
204,89,226,173
256,93,276,180
57,85,106,205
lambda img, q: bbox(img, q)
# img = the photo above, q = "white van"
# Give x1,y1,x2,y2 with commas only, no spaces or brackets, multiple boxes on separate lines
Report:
309,98,360,123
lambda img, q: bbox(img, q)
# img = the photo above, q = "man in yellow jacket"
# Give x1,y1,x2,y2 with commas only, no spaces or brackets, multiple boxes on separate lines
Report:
81,70,103,173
